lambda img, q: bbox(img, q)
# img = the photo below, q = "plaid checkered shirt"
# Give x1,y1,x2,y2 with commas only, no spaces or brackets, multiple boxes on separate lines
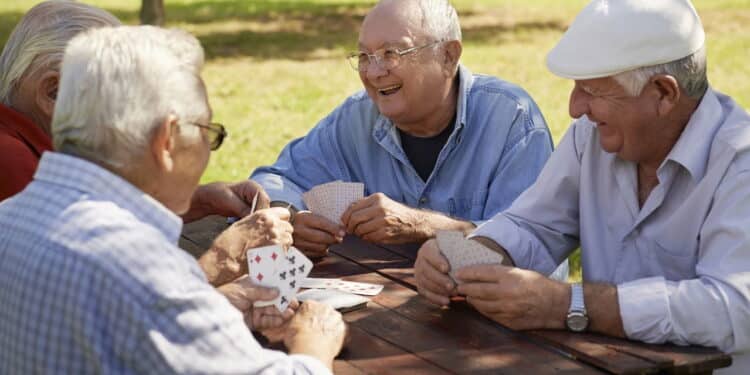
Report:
0,152,330,374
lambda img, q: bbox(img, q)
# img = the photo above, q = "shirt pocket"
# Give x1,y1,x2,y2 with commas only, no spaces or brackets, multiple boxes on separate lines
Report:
643,231,699,281
449,189,488,220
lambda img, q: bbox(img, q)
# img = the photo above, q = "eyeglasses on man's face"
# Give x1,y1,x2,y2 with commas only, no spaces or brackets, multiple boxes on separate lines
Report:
182,122,227,151
347,40,442,72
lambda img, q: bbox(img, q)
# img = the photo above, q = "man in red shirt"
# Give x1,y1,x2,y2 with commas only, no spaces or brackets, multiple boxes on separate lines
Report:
0,1,119,201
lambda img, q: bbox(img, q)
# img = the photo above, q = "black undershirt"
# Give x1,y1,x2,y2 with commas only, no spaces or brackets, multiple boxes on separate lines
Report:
398,113,456,182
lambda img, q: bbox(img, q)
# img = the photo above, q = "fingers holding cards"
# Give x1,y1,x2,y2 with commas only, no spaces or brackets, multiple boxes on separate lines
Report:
436,230,504,282
247,245,313,312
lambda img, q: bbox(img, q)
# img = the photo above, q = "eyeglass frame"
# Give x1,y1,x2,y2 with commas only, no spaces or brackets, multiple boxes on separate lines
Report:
347,40,443,72
182,121,227,151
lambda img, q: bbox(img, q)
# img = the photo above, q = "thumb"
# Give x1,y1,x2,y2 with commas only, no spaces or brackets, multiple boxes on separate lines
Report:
247,285,280,303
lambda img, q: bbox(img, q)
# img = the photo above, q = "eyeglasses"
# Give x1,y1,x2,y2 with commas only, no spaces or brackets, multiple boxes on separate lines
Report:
347,40,442,72
182,122,227,151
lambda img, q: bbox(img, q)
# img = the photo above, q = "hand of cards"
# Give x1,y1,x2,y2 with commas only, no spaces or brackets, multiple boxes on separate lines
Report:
248,245,313,312
303,181,364,224
436,230,504,282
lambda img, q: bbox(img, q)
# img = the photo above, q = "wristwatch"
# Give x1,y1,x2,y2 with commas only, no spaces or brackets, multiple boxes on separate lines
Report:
270,200,299,222
565,283,589,332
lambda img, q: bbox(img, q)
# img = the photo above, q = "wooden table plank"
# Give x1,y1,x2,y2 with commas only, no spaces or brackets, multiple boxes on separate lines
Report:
314,254,601,374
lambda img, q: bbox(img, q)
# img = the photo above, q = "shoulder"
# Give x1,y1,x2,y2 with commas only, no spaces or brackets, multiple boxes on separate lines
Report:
468,74,541,114
51,200,203,303
0,132,37,163
710,93,750,172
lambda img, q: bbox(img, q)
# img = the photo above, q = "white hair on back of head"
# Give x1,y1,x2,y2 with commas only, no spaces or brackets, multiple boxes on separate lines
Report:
52,26,207,170
415,0,462,42
613,46,708,100
0,0,120,105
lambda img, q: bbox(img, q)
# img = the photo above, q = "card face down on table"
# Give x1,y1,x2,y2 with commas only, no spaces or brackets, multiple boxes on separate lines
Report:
247,245,313,312
296,288,369,313
436,230,504,281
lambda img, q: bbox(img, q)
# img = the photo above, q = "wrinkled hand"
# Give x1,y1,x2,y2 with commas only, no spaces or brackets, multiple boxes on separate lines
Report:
284,301,346,370
292,211,345,258
183,180,270,223
341,193,428,244
455,265,568,331
200,207,293,286
216,276,298,332
415,239,456,306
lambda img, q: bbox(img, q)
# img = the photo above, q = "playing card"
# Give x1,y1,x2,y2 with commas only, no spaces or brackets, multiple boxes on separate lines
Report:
271,247,313,312
303,181,364,224
300,277,384,296
247,245,287,308
296,288,369,312
436,230,504,281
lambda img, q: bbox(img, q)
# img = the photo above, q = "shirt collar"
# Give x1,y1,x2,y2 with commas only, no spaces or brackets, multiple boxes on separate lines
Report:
663,88,724,182
33,152,183,243
374,64,474,139
0,103,53,156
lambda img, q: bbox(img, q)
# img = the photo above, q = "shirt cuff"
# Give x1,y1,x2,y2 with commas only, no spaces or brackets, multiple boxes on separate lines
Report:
617,276,671,344
288,354,333,375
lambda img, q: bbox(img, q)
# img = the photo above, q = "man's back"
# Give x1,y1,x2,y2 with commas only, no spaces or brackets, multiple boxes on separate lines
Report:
0,153,311,374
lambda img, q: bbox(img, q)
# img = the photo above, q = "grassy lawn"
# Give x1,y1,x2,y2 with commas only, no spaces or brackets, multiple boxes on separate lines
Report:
3,0,749,280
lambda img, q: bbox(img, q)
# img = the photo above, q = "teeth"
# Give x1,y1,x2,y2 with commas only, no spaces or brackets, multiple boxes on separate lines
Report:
378,85,401,93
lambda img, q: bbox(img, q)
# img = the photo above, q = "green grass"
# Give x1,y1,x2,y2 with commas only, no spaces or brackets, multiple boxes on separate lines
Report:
3,0,749,280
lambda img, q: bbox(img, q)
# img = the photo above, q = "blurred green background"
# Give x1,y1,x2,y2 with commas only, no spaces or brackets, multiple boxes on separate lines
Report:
3,1,749,279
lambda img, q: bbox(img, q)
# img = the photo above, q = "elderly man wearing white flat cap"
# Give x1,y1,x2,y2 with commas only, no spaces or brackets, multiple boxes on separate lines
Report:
415,0,750,371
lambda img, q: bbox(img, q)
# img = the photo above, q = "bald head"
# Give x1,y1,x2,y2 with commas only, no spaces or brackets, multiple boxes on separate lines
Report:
362,0,461,45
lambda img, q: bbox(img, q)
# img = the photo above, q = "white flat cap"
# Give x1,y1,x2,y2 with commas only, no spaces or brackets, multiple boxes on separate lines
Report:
546,0,705,80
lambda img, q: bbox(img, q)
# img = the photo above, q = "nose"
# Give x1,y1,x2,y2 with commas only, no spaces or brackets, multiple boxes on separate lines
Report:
364,57,388,80
569,84,591,119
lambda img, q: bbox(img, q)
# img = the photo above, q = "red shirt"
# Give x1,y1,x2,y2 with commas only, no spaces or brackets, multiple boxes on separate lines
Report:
0,103,53,201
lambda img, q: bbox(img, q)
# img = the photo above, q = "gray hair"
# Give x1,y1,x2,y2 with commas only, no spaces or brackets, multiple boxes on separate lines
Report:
416,0,462,42
52,26,207,170
613,46,708,100
0,0,121,106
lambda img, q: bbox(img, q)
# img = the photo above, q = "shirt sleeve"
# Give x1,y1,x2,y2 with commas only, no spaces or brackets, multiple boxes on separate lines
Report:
470,122,584,276
0,135,39,201
251,111,349,210
618,169,750,353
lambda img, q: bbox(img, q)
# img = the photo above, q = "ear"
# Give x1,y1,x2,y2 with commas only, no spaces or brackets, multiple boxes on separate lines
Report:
442,40,462,76
35,70,59,120
151,114,179,173
649,74,681,117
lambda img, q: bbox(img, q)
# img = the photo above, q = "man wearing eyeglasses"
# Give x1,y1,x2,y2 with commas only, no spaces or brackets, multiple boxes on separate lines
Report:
0,26,345,373
252,0,566,279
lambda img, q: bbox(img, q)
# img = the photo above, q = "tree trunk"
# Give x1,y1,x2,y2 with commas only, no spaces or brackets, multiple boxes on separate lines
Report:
140,0,165,26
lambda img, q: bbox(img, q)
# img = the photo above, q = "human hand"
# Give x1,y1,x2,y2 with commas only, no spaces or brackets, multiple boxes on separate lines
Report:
292,211,345,258
200,207,292,286
183,180,270,223
284,301,346,370
341,193,429,244
216,276,297,332
415,239,456,306
455,265,568,331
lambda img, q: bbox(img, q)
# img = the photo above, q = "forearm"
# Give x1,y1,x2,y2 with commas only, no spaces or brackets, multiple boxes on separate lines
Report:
414,210,476,241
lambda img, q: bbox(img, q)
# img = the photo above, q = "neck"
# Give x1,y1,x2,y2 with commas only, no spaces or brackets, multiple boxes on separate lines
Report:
9,102,51,137
396,75,459,137
637,95,701,172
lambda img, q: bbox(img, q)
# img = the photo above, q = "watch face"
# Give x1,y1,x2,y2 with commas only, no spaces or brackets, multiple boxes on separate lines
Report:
566,312,589,332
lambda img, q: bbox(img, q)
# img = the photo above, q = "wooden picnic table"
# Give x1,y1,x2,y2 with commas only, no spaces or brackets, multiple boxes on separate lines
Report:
180,216,732,374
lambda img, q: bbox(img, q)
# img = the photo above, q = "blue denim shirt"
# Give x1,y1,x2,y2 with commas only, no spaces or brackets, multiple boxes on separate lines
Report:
252,65,553,224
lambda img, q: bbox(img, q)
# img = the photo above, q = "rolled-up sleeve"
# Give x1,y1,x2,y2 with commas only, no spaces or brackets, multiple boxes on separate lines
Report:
618,169,750,352
470,123,583,275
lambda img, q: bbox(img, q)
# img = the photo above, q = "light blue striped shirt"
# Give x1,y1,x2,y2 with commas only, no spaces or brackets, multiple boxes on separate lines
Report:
0,152,330,374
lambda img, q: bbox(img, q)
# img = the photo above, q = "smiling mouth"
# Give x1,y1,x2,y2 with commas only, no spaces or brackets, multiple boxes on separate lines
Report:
378,84,402,96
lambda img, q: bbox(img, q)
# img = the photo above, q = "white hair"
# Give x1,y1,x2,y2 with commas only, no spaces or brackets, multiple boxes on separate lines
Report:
613,46,708,99
0,0,120,106
416,0,462,42
52,26,207,170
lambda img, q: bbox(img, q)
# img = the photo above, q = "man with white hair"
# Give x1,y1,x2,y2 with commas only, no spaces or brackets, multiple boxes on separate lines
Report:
252,0,567,279
0,25,345,373
415,0,750,372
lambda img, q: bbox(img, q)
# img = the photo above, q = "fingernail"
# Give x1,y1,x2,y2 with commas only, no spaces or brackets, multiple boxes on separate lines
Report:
338,230,346,237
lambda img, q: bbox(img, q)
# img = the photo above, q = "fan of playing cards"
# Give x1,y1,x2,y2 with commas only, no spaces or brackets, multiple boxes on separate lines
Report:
436,230,504,281
303,181,364,224
248,245,313,312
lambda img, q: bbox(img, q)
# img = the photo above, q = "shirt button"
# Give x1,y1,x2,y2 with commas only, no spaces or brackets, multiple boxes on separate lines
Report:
419,197,428,204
